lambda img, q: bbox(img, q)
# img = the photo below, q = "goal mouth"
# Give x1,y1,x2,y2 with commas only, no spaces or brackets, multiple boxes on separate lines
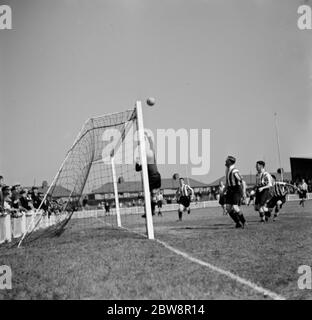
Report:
18,102,155,247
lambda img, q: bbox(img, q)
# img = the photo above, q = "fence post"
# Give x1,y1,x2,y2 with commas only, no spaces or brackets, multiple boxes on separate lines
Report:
5,214,12,243
21,213,26,235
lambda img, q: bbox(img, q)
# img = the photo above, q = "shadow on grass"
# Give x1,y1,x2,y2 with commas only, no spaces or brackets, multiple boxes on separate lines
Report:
170,223,233,231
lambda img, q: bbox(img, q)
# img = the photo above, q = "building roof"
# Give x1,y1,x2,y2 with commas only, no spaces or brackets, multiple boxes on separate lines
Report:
208,171,292,187
25,185,72,198
47,185,73,198
92,177,208,194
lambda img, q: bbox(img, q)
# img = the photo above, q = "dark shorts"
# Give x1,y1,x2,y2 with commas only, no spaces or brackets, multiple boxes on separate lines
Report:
157,200,163,208
225,186,242,206
255,189,272,207
149,172,161,191
299,190,307,199
151,200,157,214
178,196,191,208
267,195,286,209
219,194,225,206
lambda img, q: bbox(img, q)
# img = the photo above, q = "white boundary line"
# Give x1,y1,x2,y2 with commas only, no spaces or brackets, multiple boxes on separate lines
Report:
155,239,286,300
89,216,286,300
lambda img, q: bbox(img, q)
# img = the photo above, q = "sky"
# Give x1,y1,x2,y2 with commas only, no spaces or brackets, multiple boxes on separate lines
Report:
0,0,311,186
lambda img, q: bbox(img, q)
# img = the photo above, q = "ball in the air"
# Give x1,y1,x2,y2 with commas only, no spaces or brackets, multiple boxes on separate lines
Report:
146,97,155,106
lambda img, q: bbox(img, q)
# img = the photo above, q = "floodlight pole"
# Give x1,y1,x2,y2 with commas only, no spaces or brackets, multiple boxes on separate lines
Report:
135,101,154,240
274,113,284,182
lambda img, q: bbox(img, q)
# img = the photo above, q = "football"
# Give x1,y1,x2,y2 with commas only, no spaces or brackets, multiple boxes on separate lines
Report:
146,97,155,106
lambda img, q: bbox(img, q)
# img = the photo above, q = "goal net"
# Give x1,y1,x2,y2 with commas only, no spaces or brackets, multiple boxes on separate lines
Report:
18,102,154,246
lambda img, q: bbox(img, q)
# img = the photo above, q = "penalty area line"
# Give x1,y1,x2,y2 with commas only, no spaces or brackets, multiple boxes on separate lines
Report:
155,239,286,300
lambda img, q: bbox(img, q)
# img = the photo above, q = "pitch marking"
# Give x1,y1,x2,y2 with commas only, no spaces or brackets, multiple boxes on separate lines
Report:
94,216,286,300
155,238,286,300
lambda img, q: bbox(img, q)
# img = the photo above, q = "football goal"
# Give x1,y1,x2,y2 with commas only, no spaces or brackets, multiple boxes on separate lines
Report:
18,101,154,247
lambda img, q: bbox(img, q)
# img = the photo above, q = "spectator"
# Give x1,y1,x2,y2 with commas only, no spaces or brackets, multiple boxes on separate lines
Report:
19,189,34,212
1,186,20,217
40,193,50,213
0,175,4,213
2,187,13,216
207,187,211,200
31,187,41,209
11,183,22,210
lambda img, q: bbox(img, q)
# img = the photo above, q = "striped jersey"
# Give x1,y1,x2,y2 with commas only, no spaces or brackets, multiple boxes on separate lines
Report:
271,182,287,197
256,171,272,188
177,184,194,198
226,166,242,187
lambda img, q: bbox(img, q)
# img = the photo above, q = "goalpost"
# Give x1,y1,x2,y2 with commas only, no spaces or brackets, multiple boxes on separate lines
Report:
18,101,154,247
135,101,154,239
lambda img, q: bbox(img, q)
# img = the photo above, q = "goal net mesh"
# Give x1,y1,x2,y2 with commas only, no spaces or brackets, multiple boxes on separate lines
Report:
21,108,152,244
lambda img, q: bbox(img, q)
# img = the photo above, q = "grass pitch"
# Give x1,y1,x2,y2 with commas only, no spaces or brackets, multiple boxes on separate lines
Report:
0,200,311,300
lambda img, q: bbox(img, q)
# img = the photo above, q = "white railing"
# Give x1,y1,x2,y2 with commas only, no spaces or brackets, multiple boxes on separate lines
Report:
1,193,311,245
0,211,67,245
287,193,312,201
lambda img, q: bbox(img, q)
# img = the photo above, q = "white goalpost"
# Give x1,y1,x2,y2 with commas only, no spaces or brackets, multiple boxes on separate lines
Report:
111,156,122,228
135,101,154,240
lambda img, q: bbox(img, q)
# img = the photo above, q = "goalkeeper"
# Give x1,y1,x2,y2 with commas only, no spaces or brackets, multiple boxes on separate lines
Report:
135,132,161,216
